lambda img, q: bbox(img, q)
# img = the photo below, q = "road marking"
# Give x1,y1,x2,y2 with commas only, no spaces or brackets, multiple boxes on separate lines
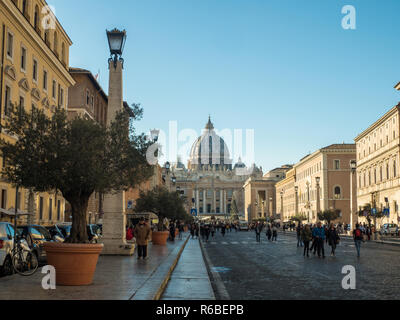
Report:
210,242,217,245
241,241,249,244
231,242,239,244
221,242,228,245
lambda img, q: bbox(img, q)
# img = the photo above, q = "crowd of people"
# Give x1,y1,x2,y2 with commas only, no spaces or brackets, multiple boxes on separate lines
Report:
188,222,239,242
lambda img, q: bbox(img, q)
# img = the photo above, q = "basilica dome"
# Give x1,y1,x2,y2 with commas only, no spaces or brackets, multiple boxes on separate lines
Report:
188,117,232,171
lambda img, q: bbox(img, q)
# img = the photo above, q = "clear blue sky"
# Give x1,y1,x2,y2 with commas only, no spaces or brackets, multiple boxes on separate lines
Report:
50,0,400,172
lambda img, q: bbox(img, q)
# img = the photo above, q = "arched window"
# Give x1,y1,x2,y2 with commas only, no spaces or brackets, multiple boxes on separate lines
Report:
394,160,397,178
387,164,390,180
334,186,341,199
34,5,39,30
22,0,27,15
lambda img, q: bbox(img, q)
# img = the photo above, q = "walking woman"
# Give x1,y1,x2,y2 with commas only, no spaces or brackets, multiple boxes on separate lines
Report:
301,225,312,257
327,223,340,256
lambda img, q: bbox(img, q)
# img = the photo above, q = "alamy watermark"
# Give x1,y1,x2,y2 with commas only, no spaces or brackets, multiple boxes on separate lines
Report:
342,5,356,30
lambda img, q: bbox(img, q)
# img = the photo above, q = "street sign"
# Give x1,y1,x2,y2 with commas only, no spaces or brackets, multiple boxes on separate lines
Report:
383,208,390,216
372,208,377,215
191,208,198,217
127,200,134,209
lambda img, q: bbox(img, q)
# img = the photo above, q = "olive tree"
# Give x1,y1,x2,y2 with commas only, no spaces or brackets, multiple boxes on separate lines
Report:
0,104,154,243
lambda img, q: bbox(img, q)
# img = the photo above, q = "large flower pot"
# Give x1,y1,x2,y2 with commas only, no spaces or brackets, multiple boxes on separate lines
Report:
43,242,103,286
152,231,169,245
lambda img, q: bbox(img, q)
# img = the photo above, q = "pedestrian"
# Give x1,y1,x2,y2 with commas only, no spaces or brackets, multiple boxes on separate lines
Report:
301,224,312,257
195,224,199,239
211,225,215,238
190,224,195,239
126,226,134,241
221,224,226,237
205,225,211,242
312,222,326,258
353,223,364,258
266,225,272,241
134,217,152,260
178,222,184,240
169,221,176,241
255,223,262,243
272,225,278,242
296,224,303,247
327,223,340,256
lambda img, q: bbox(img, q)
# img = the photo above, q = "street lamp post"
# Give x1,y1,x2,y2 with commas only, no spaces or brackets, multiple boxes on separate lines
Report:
269,197,273,221
316,177,321,222
350,160,357,233
261,200,265,219
101,28,134,255
295,186,299,217
280,190,284,221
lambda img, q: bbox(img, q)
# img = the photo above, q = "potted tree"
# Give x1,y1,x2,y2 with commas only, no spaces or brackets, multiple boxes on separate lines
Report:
134,186,188,245
0,104,153,285
318,209,341,226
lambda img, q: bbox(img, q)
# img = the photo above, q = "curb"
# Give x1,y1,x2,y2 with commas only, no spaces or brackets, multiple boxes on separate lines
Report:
153,235,190,300
199,238,230,300
130,234,190,300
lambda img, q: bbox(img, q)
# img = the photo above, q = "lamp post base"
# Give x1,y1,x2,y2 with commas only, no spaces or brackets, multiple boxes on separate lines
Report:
100,239,135,256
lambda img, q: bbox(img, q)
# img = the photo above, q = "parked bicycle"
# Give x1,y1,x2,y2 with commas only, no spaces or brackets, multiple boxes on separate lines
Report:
11,235,38,276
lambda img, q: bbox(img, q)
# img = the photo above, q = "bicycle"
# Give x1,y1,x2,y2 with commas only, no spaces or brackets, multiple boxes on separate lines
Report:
11,235,39,276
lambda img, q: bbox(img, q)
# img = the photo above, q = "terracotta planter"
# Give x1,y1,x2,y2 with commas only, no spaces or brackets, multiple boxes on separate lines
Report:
43,242,103,286
152,231,169,245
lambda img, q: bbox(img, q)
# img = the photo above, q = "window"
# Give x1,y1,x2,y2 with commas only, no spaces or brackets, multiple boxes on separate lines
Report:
7,32,13,58
39,197,43,220
207,204,211,213
33,59,38,82
52,80,56,99
44,30,49,45
21,46,26,71
394,160,397,178
334,186,341,199
19,96,25,110
22,0,28,16
387,164,390,180
59,87,64,107
374,168,377,183
49,198,53,220
54,32,58,54
86,90,90,105
4,85,11,116
57,200,61,221
380,166,383,182
1,190,7,209
43,70,48,91
34,5,40,30
334,160,340,170
61,43,66,64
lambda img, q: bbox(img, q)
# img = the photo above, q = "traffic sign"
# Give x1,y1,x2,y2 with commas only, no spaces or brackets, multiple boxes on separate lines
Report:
191,208,198,217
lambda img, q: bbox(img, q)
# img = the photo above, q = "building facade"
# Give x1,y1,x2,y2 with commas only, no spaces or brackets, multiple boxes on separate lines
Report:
294,144,356,225
355,103,400,226
0,0,75,224
173,118,263,220
243,165,292,222
275,167,296,222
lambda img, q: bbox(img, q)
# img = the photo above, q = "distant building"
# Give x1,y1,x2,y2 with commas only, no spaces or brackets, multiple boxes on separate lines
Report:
294,144,356,224
172,117,263,219
355,100,400,226
275,167,296,222
243,165,293,222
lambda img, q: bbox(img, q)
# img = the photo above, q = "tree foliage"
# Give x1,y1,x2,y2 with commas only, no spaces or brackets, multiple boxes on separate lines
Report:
0,104,154,243
290,214,308,223
358,204,385,227
318,209,341,225
134,186,188,230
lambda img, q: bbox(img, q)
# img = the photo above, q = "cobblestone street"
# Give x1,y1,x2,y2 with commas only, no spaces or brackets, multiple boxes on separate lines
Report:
202,230,400,300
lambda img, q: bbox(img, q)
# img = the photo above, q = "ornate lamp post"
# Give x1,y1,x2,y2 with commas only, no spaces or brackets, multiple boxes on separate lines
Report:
101,28,134,255
295,186,299,217
316,177,321,221
350,160,357,233
280,190,284,221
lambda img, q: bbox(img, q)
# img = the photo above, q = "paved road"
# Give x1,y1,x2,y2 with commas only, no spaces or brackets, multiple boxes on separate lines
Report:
202,230,400,300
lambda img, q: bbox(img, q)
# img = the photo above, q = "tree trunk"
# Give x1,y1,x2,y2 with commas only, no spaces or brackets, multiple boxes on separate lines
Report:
66,196,90,244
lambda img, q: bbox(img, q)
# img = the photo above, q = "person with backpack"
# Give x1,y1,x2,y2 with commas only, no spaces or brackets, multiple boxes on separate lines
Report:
353,224,364,258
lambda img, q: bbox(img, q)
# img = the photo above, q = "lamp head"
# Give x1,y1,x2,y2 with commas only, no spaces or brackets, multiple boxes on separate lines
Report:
106,28,127,57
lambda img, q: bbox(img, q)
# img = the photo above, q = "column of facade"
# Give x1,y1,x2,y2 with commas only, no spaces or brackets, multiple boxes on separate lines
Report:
224,190,227,214
196,189,200,212
213,190,216,213
203,189,206,213
220,189,223,214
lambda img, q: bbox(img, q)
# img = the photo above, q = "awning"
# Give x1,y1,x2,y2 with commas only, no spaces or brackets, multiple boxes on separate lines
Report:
0,208,34,217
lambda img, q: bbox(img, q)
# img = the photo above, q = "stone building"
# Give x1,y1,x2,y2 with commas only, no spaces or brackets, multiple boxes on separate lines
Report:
355,101,400,226
172,118,263,219
275,167,296,222
0,0,75,224
294,144,356,224
243,165,292,222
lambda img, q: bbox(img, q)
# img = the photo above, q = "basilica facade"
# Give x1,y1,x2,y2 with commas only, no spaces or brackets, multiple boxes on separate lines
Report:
171,118,263,219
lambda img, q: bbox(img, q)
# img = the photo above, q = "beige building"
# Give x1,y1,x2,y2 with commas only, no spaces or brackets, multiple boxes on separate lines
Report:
243,165,292,222
0,0,75,225
275,167,296,222
294,144,356,224
355,102,400,226
173,118,263,220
